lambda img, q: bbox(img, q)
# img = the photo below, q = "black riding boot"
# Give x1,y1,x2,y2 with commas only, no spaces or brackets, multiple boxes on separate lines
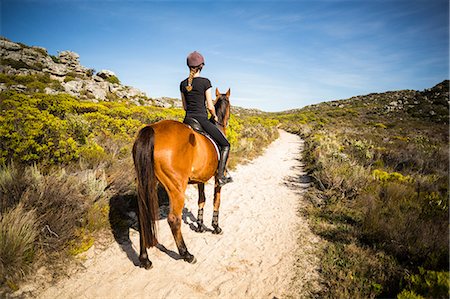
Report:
217,145,233,187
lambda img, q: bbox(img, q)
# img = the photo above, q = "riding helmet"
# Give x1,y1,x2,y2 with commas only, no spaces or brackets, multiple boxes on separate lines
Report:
187,51,205,67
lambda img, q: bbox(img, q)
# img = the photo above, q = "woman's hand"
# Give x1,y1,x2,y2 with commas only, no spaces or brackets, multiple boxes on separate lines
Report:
205,87,218,120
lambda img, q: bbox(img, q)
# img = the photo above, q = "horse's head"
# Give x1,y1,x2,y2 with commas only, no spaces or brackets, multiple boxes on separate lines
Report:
214,88,231,134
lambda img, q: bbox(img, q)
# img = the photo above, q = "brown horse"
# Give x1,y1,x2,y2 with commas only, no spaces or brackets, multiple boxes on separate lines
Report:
132,88,231,269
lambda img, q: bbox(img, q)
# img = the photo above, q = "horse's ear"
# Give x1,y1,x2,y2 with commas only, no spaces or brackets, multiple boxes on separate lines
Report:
215,88,220,97
226,88,231,98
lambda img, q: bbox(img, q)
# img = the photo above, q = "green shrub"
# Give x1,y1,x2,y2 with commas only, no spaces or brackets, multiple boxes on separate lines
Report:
320,242,400,298
1,58,35,70
68,227,94,256
361,181,448,269
106,75,120,84
399,268,450,299
33,47,47,56
0,93,77,163
86,68,95,77
0,73,13,84
64,75,75,82
50,55,60,63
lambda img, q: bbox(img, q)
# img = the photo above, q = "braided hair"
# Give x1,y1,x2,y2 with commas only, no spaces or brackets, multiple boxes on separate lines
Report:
186,64,203,92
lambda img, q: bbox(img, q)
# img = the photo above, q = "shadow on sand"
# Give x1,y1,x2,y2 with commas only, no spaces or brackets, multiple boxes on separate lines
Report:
283,158,311,195
108,185,201,266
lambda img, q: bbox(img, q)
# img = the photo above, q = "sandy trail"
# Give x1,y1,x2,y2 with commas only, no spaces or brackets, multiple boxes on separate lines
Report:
36,130,319,299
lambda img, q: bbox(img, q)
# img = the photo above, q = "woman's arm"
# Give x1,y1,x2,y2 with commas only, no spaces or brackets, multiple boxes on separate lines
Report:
205,87,218,121
180,92,187,111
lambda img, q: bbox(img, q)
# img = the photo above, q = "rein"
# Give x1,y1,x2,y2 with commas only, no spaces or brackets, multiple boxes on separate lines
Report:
215,119,228,128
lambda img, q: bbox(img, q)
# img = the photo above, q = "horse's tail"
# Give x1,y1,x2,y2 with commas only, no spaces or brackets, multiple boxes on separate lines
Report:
132,125,159,248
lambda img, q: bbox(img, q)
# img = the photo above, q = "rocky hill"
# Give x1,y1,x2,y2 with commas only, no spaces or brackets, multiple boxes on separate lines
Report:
0,37,180,108
289,80,449,123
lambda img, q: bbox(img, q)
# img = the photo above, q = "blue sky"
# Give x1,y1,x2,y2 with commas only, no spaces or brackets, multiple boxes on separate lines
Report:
1,0,448,111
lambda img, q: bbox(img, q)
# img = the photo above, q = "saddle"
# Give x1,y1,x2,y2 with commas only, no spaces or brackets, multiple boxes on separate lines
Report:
183,117,207,135
183,117,220,159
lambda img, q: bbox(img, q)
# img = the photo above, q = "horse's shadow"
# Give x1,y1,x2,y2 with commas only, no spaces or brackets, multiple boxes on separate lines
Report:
108,185,202,266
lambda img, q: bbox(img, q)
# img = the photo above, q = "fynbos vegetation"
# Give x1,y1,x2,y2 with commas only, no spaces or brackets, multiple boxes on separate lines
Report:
276,80,449,298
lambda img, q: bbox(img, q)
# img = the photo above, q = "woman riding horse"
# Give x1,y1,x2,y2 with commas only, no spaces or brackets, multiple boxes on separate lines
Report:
180,51,232,187
132,51,232,269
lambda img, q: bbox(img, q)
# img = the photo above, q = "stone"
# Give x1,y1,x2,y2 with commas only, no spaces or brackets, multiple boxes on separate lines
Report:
153,98,172,108
92,75,104,82
32,46,48,54
97,70,116,79
0,40,22,51
63,80,83,96
45,63,67,76
127,87,145,97
84,81,108,100
1,39,160,104
11,84,27,92
44,87,59,95
58,51,80,65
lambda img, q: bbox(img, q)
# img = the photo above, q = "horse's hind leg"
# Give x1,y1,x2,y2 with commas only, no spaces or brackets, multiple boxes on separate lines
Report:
196,183,206,233
138,228,152,269
166,187,197,264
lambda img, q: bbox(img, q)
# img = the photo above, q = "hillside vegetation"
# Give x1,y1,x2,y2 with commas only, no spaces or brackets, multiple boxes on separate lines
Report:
0,39,278,293
276,81,449,298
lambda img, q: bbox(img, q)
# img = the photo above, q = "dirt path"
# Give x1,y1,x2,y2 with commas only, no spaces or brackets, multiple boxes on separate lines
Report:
36,130,320,299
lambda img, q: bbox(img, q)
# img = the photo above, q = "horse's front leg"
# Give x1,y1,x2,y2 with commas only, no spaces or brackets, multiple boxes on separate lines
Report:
212,183,223,234
196,183,206,233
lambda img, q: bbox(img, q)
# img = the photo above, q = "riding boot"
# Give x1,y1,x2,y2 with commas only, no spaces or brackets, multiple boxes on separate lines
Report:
217,145,233,187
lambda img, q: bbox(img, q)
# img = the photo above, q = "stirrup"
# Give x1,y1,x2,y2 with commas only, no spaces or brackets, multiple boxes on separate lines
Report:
217,175,233,187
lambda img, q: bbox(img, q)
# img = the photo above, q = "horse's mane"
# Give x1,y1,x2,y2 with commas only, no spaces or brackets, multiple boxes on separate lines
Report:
215,95,229,124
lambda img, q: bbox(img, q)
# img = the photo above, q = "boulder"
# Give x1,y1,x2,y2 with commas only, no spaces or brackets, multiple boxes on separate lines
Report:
153,98,172,108
97,69,116,80
84,81,108,100
44,87,59,95
10,84,27,92
0,83,7,92
127,86,146,98
92,75,104,82
58,51,80,65
63,80,83,96
0,40,21,51
45,62,67,77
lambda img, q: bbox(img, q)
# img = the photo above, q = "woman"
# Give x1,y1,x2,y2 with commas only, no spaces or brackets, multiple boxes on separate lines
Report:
180,51,232,187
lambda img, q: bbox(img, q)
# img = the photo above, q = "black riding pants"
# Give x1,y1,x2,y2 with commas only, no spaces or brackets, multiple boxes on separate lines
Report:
190,116,230,148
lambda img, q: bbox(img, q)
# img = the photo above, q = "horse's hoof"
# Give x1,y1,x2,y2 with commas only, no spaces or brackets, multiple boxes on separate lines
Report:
212,226,223,235
195,225,205,233
139,259,153,270
183,253,197,264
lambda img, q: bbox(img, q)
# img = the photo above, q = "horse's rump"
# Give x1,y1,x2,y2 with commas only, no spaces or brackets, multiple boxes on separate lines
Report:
151,120,218,184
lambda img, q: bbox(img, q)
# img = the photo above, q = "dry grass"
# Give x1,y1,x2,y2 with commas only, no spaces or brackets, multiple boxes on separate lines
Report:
0,204,39,289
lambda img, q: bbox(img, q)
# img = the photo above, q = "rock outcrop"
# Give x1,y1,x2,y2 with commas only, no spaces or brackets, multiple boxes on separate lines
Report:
300,80,449,123
0,37,179,107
